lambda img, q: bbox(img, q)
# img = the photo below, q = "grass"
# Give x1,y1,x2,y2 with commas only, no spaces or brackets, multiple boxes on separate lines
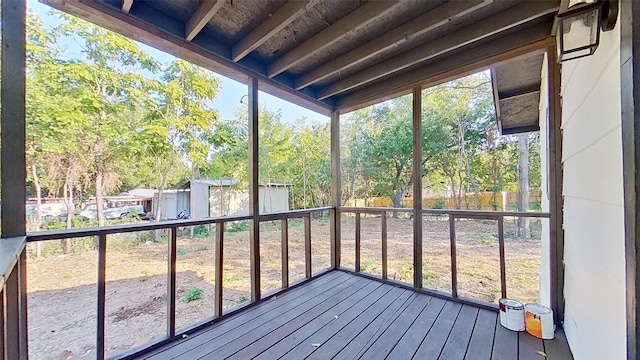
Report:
196,245,208,252
177,247,188,255
183,287,204,303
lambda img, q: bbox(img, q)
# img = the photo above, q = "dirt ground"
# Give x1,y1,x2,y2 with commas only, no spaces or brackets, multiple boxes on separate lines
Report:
26,216,542,359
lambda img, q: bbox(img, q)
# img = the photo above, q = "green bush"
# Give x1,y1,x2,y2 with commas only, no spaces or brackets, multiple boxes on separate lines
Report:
238,294,250,303
177,247,188,255
183,287,204,303
193,225,210,238
228,220,249,233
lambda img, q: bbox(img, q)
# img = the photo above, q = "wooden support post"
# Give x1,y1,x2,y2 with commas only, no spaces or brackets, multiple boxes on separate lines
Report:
355,212,361,272
4,260,19,359
498,216,507,299
304,215,312,278
412,87,423,288
449,215,457,298
0,282,4,360
248,77,261,302
281,219,289,288
621,3,640,358
330,110,341,269
97,235,107,360
546,47,564,323
167,227,177,337
382,211,388,280
215,223,224,317
17,248,27,360
1,0,26,238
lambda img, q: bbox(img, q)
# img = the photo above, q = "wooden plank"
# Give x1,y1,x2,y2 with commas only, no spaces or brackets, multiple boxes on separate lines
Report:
17,249,27,360
1,0,26,237
328,294,418,359
305,215,312,278
232,0,316,62
330,110,341,269
214,222,224,317
543,327,573,360
355,212,361,272
281,218,289,288
248,77,261,302
255,282,393,360
185,0,225,41
0,285,4,360
385,296,447,359
439,305,480,359
413,86,423,288
382,211,388,279
167,227,177,336
465,309,498,360
229,279,380,358
294,0,488,89
304,288,413,360
546,46,564,324
450,215,458,297
334,24,554,113
360,294,433,359
491,322,519,360
412,301,463,359
142,271,348,359
498,216,507,299
121,0,133,14
3,260,19,359
267,0,398,78
518,332,546,360
97,235,107,360
317,1,558,99
173,276,364,359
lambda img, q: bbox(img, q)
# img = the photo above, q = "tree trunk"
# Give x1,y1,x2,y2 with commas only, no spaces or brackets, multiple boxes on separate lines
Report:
62,169,73,254
517,134,530,238
31,164,42,258
96,167,105,227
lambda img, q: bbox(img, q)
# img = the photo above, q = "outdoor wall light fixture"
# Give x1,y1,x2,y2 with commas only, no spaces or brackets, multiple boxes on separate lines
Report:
556,0,618,62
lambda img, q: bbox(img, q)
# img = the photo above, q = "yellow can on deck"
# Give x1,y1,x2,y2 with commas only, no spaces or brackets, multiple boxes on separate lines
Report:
525,303,555,339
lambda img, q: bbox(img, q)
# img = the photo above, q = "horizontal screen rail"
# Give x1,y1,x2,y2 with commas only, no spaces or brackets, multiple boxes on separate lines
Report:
26,206,335,242
339,206,550,218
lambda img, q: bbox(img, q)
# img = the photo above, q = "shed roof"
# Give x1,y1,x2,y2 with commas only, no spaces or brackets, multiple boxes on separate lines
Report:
42,0,559,114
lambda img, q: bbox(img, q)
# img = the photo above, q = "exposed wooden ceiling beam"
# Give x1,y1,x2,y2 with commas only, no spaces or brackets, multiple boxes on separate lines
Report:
121,0,133,14
317,1,558,100
294,0,491,90
267,0,399,78
491,67,503,133
334,22,554,113
185,0,225,42
232,0,317,63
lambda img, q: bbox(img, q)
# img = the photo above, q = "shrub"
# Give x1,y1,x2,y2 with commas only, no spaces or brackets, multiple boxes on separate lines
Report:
193,225,210,238
228,220,249,233
183,287,204,303
238,294,250,303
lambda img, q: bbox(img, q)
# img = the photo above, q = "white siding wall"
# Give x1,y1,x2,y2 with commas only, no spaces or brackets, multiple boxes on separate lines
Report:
190,182,210,219
560,22,626,359
539,54,551,308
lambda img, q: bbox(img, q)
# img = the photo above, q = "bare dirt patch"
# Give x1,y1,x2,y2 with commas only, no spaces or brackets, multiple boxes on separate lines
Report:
27,216,541,359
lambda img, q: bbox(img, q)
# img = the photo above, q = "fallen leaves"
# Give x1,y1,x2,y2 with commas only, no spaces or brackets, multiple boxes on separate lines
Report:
536,350,547,357
311,343,322,347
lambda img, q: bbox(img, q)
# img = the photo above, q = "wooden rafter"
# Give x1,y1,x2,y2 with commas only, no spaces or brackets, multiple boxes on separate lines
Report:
232,0,317,63
185,0,225,42
334,22,554,112
294,0,490,90
121,0,133,14
317,1,559,100
267,0,399,78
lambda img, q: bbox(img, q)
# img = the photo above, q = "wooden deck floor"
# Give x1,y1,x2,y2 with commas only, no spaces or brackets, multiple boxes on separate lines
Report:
139,271,572,360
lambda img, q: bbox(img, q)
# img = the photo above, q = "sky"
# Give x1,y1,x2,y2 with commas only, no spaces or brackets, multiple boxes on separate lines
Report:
28,0,329,124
